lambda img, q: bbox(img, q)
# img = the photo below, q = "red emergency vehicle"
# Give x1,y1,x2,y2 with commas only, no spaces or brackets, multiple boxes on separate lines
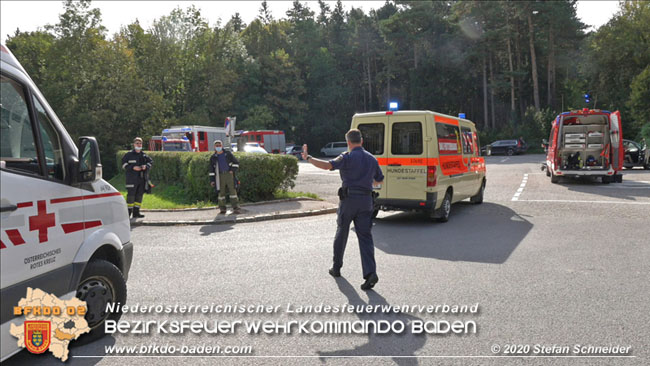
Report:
239,130,286,153
161,126,227,152
543,108,624,183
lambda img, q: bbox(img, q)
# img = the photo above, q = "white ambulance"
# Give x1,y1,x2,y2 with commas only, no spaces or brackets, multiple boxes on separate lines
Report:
351,109,486,221
1,45,132,360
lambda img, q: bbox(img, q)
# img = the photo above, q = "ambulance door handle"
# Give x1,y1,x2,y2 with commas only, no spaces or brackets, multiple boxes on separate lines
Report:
388,164,401,166
0,204,18,213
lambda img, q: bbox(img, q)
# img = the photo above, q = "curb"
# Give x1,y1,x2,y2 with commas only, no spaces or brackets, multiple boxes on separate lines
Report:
131,207,338,226
140,197,319,212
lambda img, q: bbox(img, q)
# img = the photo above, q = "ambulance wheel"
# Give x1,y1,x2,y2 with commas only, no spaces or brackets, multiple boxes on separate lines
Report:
436,191,452,222
470,181,485,204
74,259,127,345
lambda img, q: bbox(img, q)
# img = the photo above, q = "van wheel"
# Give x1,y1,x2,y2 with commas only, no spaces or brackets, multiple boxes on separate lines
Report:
550,172,560,184
74,259,127,345
470,181,485,204
435,191,452,222
507,148,514,156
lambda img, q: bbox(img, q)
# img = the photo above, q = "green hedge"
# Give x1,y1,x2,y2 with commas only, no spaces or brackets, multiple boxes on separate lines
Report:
116,151,298,202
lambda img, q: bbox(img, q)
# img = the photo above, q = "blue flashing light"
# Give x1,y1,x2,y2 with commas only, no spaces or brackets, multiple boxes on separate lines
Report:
389,101,399,111
163,129,169,133
458,113,466,119
584,94,590,99
162,137,167,141
181,136,188,140
585,98,591,103
181,127,191,131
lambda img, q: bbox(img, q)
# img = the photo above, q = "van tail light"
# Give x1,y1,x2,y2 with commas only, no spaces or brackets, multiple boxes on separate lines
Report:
427,166,437,187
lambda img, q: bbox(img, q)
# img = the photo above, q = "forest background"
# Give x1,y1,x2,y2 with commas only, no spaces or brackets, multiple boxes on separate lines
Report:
6,0,650,178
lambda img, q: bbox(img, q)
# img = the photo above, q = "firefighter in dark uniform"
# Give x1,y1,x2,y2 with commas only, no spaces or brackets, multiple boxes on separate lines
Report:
121,137,153,218
302,129,384,290
210,140,241,214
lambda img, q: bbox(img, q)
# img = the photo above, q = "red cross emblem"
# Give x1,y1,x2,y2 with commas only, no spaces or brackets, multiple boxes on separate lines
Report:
29,200,55,243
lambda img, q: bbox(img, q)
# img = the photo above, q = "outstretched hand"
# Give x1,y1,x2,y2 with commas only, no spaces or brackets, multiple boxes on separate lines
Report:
301,144,309,160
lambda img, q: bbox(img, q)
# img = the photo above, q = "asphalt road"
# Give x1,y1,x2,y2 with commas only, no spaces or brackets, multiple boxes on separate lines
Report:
7,154,650,366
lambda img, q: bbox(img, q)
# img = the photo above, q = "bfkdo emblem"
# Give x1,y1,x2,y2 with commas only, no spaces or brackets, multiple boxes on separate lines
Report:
25,321,51,354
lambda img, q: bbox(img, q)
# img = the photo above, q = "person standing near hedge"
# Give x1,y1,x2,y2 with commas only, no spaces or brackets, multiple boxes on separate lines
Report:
122,137,153,218
210,140,241,214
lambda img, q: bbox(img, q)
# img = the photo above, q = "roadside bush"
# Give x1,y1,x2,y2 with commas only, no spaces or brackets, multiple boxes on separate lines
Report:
116,151,298,202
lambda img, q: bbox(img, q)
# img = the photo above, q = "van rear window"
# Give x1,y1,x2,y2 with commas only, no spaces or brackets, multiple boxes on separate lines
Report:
436,122,461,155
358,123,384,155
391,122,423,155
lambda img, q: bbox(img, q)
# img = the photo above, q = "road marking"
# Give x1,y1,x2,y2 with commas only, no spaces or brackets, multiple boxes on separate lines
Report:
514,199,650,205
500,157,510,163
511,174,528,201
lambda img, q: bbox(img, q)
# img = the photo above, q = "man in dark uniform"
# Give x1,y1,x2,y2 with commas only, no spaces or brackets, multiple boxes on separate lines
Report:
302,129,384,290
121,137,153,218
210,140,241,214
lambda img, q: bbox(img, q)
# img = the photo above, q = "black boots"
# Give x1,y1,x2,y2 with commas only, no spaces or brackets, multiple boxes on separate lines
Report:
133,207,145,218
361,273,379,290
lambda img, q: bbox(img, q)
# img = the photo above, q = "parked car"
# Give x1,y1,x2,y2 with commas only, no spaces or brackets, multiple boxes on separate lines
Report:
232,142,268,154
485,139,527,156
623,139,649,169
285,144,295,154
320,141,348,157
287,145,303,160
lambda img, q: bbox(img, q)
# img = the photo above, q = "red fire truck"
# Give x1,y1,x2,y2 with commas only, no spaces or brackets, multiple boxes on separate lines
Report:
157,126,227,152
542,108,624,183
239,130,286,153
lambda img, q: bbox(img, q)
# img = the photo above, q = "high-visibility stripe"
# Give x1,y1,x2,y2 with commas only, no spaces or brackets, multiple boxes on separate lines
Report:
122,163,128,169
127,203,134,207
134,202,141,207
229,195,238,199
125,184,134,188
231,164,239,168
128,160,137,163
434,115,459,125
209,173,215,176
50,192,122,204
377,157,439,166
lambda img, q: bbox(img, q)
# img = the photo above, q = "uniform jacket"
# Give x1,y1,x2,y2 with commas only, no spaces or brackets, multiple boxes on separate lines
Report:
209,150,240,191
122,150,153,186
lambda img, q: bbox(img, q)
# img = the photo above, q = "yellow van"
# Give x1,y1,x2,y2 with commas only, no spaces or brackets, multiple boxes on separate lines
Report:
351,110,486,222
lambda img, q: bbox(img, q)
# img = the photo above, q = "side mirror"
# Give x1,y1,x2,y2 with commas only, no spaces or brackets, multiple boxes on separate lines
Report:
78,136,102,182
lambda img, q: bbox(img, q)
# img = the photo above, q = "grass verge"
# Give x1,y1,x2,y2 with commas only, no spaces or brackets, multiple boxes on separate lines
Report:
107,174,319,209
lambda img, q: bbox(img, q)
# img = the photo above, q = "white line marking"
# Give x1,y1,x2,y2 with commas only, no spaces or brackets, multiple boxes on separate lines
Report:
514,199,650,205
511,174,529,201
500,157,510,162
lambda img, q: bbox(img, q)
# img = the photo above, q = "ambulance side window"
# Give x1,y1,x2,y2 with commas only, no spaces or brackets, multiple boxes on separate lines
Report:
0,75,40,176
391,122,422,155
460,126,474,155
358,123,384,155
436,122,461,155
33,97,65,181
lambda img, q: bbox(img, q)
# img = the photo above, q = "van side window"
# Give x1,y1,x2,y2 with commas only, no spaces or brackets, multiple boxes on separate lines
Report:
33,97,65,181
0,75,40,175
436,122,461,155
358,123,384,155
391,122,422,155
460,126,474,155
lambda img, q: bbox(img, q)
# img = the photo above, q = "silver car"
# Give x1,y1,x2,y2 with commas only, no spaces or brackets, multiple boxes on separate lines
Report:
320,141,348,157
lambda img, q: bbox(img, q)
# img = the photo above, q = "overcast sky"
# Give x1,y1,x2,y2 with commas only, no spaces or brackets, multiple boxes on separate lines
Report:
1,1,621,44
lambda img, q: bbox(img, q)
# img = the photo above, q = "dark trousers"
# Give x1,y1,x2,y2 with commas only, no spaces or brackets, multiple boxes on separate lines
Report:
126,181,145,215
333,195,376,278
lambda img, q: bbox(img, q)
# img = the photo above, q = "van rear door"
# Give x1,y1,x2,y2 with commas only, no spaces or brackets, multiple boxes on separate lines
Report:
356,119,387,198
386,114,427,201
609,111,623,171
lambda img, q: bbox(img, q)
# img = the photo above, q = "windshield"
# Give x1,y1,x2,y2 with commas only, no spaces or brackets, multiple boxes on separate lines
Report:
164,141,191,151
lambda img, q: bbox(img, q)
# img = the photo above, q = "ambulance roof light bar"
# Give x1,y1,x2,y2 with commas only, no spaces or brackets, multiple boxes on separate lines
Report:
387,101,399,115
